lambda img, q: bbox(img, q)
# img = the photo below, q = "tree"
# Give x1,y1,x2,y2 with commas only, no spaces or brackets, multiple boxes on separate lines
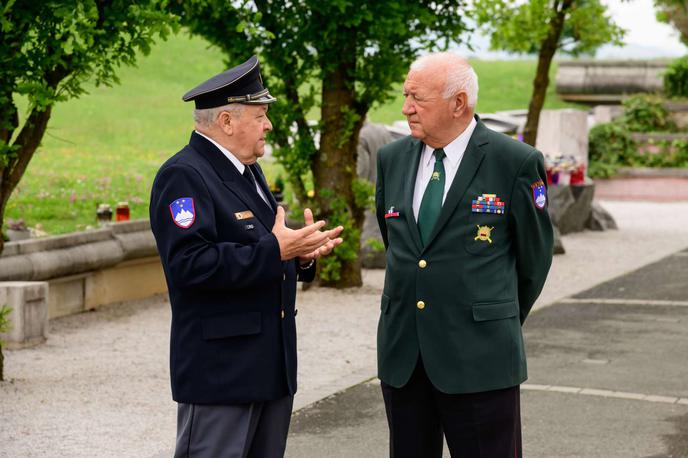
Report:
174,1,471,287
473,0,625,146
0,304,10,381
655,0,688,45
0,0,177,255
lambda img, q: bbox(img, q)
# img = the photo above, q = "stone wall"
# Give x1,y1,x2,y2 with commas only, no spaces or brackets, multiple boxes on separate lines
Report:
0,220,167,334
556,60,668,104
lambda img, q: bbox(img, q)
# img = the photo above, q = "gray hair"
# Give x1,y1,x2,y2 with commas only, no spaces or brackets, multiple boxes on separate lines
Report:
410,52,479,107
193,103,245,128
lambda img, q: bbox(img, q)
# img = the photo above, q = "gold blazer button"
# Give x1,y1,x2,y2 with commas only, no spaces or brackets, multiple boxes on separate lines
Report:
416,301,425,310
418,259,427,268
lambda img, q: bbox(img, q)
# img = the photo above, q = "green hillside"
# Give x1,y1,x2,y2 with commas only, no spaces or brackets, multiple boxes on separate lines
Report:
5,32,581,236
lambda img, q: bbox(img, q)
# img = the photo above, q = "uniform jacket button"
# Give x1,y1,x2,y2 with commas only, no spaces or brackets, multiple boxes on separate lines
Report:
417,301,425,310
418,259,427,268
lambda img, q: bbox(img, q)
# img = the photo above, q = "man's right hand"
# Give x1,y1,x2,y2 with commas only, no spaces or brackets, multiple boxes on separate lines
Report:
271,206,344,261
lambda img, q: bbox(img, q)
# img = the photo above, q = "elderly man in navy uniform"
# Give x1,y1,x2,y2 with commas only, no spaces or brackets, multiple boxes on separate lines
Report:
150,55,343,458
376,52,553,457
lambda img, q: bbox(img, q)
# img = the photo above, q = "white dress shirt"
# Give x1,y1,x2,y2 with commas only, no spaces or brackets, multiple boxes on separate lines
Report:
412,118,477,221
195,130,270,205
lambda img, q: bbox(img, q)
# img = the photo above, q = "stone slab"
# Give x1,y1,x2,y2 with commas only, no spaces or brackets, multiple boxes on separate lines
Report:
0,281,49,349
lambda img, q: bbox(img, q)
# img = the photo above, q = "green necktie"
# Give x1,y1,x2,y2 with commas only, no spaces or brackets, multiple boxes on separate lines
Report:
417,148,446,246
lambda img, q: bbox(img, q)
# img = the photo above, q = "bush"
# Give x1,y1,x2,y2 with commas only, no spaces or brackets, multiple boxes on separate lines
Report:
588,122,637,178
621,94,676,133
664,55,688,98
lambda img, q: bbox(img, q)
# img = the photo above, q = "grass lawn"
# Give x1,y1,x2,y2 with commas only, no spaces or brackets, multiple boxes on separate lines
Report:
5,32,582,236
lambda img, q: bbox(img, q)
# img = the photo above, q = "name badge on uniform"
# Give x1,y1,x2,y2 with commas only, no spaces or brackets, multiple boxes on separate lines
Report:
169,197,196,229
235,210,254,220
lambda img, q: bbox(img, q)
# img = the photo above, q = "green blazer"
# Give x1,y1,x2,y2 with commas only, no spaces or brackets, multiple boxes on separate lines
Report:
375,117,553,394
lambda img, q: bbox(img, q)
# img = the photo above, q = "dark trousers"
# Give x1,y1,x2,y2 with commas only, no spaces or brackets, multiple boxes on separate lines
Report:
174,395,293,458
381,359,522,458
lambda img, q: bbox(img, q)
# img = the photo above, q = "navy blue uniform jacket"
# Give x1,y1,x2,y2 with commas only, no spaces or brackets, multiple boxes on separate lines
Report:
149,132,314,405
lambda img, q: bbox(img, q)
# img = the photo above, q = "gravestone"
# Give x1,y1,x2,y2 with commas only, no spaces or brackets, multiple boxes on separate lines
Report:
536,109,589,169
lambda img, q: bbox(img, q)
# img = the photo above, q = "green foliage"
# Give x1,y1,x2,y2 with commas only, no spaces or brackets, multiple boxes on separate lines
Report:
0,0,177,251
588,122,637,178
621,94,677,133
1,1,177,123
364,238,385,253
314,190,360,284
472,0,625,56
176,0,471,285
655,0,688,45
588,121,688,178
4,33,238,236
0,305,10,336
664,55,688,98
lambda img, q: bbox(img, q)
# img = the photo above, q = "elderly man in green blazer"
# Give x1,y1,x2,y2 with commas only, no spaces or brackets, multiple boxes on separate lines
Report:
375,52,553,457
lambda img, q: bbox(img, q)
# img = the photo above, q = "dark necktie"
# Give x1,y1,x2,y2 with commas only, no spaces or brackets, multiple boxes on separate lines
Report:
243,164,257,187
417,148,446,246
243,165,270,207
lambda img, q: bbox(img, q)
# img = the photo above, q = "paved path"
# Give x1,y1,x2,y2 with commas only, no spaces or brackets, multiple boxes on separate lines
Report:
287,248,688,457
1,201,688,457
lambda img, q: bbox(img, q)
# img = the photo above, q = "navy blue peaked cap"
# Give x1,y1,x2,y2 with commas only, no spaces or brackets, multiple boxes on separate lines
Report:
182,55,276,109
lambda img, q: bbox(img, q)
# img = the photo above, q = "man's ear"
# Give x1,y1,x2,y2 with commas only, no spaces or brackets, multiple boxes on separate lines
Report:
453,92,468,118
217,111,233,136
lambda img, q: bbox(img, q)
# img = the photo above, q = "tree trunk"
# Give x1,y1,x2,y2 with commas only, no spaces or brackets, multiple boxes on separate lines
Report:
314,57,365,288
522,0,573,146
0,105,53,256
0,344,4,381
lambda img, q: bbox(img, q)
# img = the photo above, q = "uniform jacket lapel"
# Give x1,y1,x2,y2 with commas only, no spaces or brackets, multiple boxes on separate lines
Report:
403,139,425,254
422,119,489,252
189,132,276,230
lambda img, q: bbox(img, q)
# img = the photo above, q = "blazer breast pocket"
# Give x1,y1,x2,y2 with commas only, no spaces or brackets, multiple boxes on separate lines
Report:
464,213,505,256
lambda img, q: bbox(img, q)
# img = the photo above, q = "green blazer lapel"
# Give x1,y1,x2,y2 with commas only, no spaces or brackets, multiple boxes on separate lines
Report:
423,121,490,251
403,138,424,254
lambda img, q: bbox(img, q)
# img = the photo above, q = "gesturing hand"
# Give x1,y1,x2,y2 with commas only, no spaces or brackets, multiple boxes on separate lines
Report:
298,208,344,263
271,206,344,261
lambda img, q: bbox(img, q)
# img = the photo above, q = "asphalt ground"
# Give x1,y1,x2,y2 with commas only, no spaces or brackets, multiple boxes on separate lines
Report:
286,248,688,458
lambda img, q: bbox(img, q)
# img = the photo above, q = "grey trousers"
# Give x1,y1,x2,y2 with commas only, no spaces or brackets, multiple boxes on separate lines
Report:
174,395,294,458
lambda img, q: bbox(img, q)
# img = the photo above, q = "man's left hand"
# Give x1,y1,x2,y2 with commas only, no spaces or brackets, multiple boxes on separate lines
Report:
298,208,343,265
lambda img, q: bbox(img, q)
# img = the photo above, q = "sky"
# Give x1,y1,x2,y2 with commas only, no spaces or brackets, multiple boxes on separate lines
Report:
459,0,688,59
598,0,687,58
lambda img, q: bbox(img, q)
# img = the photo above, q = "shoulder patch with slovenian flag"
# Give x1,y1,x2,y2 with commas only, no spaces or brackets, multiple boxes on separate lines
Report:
530,180,547,210
169,197,196,228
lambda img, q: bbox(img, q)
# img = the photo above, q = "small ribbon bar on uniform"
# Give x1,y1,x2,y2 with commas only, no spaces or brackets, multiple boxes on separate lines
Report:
471,193,505,214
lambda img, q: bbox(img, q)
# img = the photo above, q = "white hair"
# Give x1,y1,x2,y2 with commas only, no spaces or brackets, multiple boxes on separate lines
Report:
410,52,479,107
193,103,245,128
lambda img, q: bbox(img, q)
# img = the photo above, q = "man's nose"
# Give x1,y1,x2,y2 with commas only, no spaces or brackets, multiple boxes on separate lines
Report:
265,117,273,131
402,97,414,116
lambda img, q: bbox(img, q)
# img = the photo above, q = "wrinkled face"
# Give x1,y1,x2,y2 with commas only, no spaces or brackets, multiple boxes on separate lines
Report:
228,104,273,164
401,68,455,148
